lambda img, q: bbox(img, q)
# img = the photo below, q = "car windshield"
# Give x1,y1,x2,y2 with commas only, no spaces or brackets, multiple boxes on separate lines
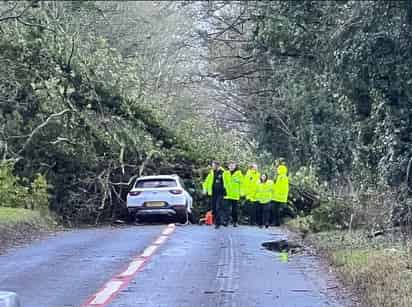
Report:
135,179,178,189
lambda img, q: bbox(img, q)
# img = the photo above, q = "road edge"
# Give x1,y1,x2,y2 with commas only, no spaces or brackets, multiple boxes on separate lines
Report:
283,226,364,307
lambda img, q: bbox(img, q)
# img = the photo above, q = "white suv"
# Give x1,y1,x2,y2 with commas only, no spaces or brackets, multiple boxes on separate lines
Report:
127,175,193,223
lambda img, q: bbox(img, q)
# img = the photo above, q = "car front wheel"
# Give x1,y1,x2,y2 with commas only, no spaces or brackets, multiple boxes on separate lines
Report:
176,211,188,224
188,211,198,224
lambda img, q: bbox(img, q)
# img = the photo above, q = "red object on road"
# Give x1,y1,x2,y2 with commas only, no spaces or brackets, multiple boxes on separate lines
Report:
205,211,213,225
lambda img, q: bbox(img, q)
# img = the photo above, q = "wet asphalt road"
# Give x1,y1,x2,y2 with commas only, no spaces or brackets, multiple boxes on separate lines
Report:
0,225,347,307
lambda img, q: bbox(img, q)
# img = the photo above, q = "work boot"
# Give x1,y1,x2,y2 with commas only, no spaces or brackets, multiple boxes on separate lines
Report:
233,223,238,227
265,224,269,229
215,224,220,229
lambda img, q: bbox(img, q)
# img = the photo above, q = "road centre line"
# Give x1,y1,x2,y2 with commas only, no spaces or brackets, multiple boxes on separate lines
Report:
140,244,158,257
81,223,176,307
118,259,145,278
88,281,123,305
162,227,174,235
153,235,168,245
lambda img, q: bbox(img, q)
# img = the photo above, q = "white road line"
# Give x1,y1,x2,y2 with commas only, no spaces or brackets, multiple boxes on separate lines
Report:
141,245,158,257
154,235,168,245
118,259,145,277
82,224,176,307
89,280,123,305
162,227,175,235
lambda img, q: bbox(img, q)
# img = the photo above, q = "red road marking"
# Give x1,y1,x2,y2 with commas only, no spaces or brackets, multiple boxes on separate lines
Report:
81,223,176,307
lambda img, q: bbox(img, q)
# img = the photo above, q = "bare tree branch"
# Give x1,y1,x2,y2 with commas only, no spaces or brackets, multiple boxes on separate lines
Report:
18,109,71,154
66,32,77,70
0,4,30,22
0,2,19,19
16,17,57,33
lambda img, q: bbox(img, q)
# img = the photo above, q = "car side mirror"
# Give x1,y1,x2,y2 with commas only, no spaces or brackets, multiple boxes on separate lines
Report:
0,291,20,307
188,188,196,194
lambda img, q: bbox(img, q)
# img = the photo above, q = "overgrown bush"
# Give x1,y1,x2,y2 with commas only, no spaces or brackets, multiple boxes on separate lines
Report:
309,230,412,307
0,162,28,208
290,166,321,192
287,215,314,234
311,199,354,232
28,174,50,215
289,199,356,233
0,162,50,216
289,166,321,215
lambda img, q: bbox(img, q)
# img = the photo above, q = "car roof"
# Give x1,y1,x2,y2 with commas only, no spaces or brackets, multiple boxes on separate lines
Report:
136,175,180,181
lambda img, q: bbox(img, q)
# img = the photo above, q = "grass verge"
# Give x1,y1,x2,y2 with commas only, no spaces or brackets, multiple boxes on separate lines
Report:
0,207,53,253
288,219,412,307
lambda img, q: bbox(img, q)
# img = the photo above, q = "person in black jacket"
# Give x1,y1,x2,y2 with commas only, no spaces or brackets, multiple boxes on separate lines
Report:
202,161,225,228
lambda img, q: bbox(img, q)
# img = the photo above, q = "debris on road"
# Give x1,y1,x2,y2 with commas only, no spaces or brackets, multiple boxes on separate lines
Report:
261,239,302,253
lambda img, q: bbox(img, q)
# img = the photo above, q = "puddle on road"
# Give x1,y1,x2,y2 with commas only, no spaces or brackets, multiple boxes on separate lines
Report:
262,240,301,253
262,240,302,262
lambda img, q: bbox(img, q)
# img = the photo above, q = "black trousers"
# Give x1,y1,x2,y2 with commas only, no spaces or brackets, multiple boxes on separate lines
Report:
271,201,281,226
246,200,257,225
210,193,224,225
257,203,271,226
224,199,238,225
268,203,274,225
216,199,228,225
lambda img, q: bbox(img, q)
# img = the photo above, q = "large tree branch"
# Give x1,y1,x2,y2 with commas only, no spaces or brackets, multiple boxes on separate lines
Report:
0,3,57,33
0,4,30,22
139,150,159,176
66,33,77,71
16,17,57,33
0,2,18,19
207,6,248,40
211,67,274,81
18,109,71,154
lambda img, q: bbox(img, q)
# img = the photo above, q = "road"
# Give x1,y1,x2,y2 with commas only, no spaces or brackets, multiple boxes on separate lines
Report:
0,225,348,307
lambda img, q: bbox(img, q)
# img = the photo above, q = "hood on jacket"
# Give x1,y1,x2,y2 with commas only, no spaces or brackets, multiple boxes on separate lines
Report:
277,165,288,176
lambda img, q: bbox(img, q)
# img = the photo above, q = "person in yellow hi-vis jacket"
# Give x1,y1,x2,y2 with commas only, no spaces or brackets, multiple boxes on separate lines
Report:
241,163,260,225
222,162,243,227
202,161,225,228
255,174,273,228
271,164,289,226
